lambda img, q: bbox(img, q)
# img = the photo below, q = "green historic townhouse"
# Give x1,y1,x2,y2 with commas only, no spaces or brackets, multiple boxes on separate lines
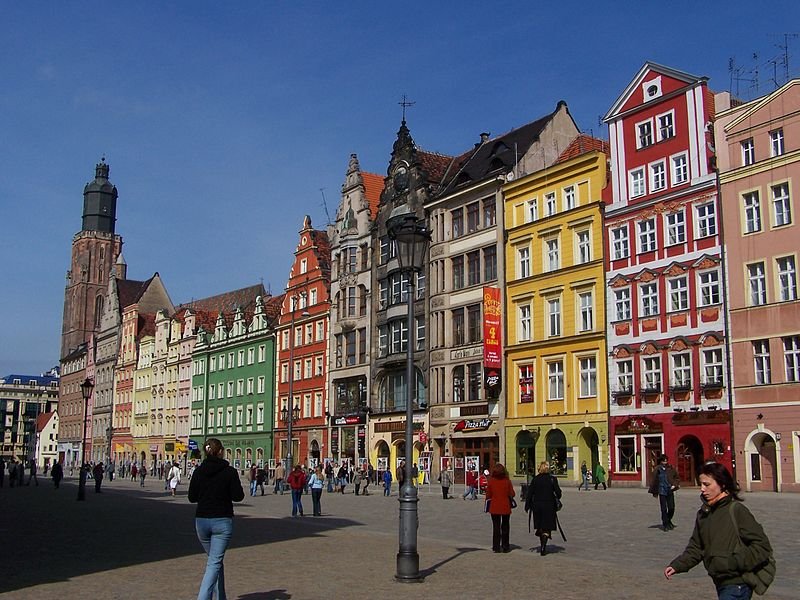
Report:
190,293,281,470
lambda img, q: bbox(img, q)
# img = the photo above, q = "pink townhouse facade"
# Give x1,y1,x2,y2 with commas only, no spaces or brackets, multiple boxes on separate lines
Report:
715,79,800,492
603,63,731,488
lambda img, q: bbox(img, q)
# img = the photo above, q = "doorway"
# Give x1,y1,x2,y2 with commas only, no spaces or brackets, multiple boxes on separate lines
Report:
675,435,704,486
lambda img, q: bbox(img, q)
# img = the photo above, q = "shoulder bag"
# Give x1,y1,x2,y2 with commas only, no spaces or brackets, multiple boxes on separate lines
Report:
728,501,775,596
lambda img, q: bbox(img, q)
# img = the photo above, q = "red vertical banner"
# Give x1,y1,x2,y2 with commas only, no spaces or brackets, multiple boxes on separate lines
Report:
483,286,502,367
483,286,502,398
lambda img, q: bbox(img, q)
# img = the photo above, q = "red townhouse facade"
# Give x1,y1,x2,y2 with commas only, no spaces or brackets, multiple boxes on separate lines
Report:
275,216,331,468
604,63,732,488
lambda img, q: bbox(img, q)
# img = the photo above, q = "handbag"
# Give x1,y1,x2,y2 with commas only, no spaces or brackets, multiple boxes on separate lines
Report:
509,497,517,509
728,502,775,596
484,499,491,513
555,498,563,512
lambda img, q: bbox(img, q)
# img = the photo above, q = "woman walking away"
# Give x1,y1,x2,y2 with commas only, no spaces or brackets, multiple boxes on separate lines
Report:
525,461,562,556
594,463,607,490
664,462,774,600
188,438,245,600
309,466,324,516
485,463,515,553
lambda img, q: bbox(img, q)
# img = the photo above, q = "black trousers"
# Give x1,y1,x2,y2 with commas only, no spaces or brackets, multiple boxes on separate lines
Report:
659,492,675,528
491,514,510,550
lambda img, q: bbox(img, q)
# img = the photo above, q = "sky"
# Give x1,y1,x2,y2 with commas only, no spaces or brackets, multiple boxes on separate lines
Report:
1,2,798,376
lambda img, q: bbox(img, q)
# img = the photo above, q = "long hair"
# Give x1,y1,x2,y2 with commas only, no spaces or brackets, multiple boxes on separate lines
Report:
538,461,550,475
204,438,223,458
700,461,742,501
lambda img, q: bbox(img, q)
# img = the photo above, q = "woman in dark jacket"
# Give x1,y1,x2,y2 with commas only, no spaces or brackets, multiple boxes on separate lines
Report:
188,438,245,600
524,461,562,555
664,462,773,600
485,463,515,553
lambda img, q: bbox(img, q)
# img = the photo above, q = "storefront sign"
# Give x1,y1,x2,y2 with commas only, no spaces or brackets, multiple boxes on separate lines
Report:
333,414,366,426
453,418,493,433
450,346,482,360
616,417,663,434
149,445,159,453
188,439,199,451
483,286,502,368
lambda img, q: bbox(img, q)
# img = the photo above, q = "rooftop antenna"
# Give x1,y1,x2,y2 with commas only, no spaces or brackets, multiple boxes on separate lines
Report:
399,94,415,123
319,187,333,226
772,33,799,84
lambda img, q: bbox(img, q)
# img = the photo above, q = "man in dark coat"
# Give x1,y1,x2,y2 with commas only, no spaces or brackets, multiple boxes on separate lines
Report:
648,454,680,531
92,462,105,493
51,461,64,488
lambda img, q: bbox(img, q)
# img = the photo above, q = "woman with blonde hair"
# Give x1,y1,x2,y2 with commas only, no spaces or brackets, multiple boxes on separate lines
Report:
524,461,562,555
188,438,245,600
485,463,516,553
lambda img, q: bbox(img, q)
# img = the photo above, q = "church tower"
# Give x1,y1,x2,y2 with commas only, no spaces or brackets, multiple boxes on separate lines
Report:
60,159,124,359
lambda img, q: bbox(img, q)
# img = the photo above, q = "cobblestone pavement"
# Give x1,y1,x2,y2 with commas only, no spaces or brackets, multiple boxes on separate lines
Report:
0,475,796,599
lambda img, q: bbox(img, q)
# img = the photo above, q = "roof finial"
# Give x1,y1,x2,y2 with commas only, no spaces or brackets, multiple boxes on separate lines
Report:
399,94,415,124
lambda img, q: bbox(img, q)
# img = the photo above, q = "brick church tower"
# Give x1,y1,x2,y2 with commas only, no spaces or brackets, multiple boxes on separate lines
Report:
60,159,124,359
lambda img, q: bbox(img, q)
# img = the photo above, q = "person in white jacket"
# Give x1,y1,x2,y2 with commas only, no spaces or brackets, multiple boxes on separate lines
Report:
167,462,182,496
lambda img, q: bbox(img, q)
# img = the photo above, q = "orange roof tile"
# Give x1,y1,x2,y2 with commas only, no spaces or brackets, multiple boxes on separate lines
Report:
556,134,610,163
361,172,385,220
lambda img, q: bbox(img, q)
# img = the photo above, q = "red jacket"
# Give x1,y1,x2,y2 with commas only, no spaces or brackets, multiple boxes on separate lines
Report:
287,469,306,491
485,476,515,515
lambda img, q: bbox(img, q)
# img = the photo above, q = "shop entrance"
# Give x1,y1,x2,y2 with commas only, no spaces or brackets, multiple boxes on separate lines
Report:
676,435,704,486
451,437,499,484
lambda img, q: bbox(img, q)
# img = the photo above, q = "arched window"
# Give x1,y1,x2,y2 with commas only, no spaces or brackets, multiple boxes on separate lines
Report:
546,429,568,476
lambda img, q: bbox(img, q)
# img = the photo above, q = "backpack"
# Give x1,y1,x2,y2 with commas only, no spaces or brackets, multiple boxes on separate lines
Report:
728,502,776,596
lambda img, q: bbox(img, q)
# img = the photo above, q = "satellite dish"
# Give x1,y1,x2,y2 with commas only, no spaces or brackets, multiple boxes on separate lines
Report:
506,171,515,182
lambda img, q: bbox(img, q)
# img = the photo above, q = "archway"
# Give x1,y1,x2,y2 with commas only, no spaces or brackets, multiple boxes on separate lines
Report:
375,440,390,480
515,430,536,481
310,440,321,466
747,432,778,492
577,427,599,479
546,429,568,476
675,435,704,486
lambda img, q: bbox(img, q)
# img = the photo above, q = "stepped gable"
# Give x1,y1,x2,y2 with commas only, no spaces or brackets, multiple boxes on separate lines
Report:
361,172,384,219
556,134,610,163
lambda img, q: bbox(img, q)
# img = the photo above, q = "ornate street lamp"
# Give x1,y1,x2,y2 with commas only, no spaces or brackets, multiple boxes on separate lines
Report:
284,293,308,474
77,377,94,501
387,207,430,582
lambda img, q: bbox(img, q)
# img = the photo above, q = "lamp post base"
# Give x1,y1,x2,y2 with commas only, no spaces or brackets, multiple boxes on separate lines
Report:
396,483,423,582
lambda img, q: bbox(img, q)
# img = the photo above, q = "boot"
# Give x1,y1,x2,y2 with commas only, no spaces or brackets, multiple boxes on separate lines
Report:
540,535,548,555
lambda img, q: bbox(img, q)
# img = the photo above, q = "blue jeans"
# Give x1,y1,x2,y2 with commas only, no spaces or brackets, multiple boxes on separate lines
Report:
195,517,233,600
311,488,322,515
291,489,304,516
717,584,753,600
249,480,257,496
463,485,477,499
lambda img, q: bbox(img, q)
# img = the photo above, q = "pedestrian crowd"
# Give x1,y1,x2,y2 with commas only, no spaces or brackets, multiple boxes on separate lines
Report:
2,448,776,600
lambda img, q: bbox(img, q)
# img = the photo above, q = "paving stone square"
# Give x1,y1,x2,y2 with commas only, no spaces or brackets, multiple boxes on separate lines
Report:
0,475,796,599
